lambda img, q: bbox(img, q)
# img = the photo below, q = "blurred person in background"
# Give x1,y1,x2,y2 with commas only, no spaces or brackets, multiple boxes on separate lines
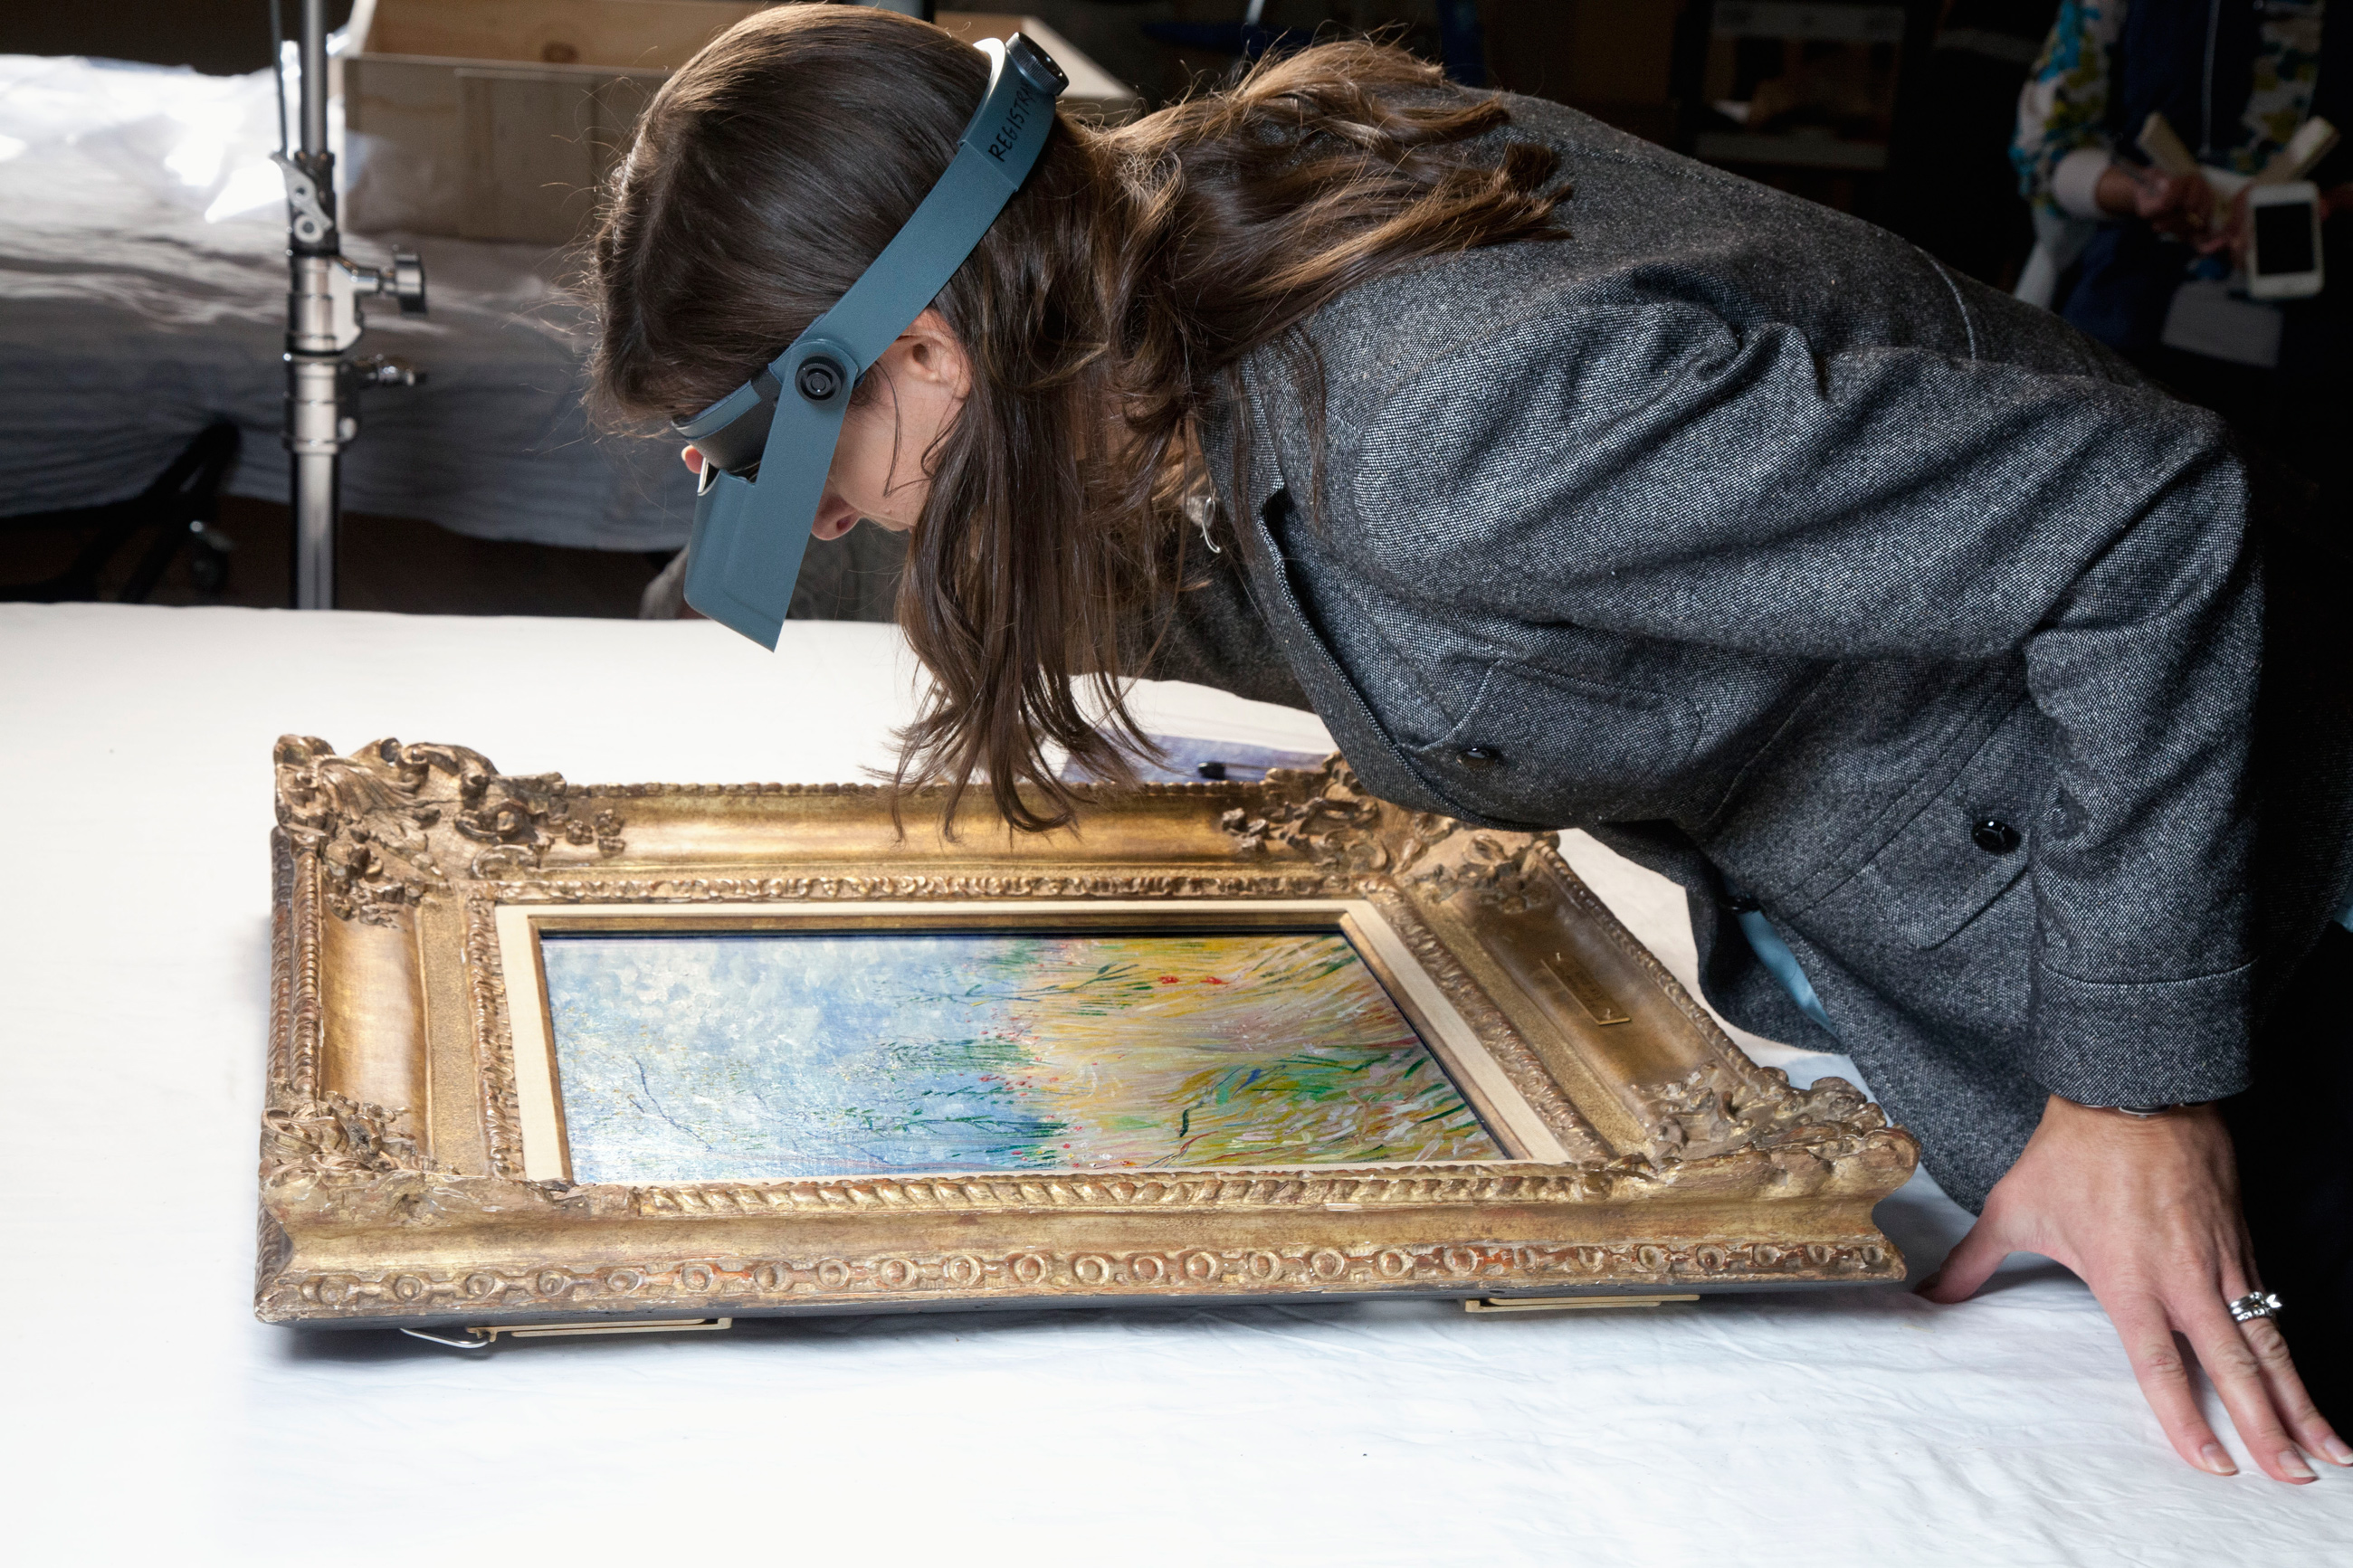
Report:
2015,0,2351,524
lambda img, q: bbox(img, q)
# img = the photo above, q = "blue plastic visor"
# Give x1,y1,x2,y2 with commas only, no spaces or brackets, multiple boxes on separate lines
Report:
672,33,1067,647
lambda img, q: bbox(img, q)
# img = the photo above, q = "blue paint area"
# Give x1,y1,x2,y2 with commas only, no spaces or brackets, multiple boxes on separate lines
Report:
541,933,1071,1184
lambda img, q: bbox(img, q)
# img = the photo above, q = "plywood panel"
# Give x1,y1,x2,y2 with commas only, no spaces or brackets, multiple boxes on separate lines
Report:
938,11,1140,121
345,4,1137,239
345,55,467,235
460,69,603,245
370,0,763,71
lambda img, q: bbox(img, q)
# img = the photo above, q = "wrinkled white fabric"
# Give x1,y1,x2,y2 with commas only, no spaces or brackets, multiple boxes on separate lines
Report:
2,604,2343,1563
0,56,688,549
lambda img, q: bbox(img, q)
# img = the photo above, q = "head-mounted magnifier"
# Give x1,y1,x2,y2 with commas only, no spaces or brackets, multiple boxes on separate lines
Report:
672,33,1068,648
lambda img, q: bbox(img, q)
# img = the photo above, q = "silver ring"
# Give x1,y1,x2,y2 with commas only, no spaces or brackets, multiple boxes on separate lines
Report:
2228,1290,2284,1325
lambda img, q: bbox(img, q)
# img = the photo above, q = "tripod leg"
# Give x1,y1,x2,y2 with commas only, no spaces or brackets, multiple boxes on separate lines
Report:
0,421,243,603
119,422,243,604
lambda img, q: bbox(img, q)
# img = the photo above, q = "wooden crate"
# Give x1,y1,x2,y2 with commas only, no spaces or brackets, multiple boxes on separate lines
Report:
343,1,1140,245
934,12,1140,120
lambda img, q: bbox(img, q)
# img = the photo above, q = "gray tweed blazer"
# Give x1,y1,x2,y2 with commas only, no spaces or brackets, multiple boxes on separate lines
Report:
1135,96,2353,1210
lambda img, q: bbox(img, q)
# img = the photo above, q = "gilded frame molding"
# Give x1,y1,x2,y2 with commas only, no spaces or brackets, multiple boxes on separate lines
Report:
259,736,1916,1331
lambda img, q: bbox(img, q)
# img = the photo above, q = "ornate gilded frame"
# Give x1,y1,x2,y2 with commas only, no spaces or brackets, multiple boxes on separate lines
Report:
259,736,1916,1333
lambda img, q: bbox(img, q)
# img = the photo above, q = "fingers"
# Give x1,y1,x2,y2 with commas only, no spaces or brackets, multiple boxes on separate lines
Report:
2219,188,2253,261
2139,173,2209,231
2176,1288,2315,1483
1915,1209,2024,1303
2217,1250,2348,1473
2134,176,2185,224
2101,1291,2235,1475
2237,1315,2351,1469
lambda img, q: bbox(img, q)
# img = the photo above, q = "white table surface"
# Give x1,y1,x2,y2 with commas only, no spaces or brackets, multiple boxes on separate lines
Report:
5,604,2346,1564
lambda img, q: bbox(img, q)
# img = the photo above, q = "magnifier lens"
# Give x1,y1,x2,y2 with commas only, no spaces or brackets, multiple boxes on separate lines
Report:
682,383,778,480
702,445,758,482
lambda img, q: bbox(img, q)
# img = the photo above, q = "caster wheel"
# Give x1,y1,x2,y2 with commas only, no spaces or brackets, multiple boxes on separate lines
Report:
189,533,233,594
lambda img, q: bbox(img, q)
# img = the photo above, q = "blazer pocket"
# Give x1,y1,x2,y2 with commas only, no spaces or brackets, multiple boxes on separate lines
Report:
1828,701,2051,950
1404,660,1702,822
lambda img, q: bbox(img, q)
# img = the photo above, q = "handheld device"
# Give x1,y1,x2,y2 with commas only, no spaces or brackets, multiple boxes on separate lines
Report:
672,33,1068,648
2136,110,2339,242
2246,180,2326,299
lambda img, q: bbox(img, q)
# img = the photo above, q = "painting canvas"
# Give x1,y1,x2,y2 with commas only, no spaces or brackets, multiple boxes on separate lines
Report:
538,929,1506,1183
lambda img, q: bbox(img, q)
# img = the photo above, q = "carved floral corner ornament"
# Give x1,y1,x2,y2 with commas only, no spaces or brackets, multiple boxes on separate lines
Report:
273,735,623,924
1219,755,1448,875
258,1083,627,1238
1221,757,1558,913
260,739,1917,1330
263,1088,429,1178
1632,1064,1890,1167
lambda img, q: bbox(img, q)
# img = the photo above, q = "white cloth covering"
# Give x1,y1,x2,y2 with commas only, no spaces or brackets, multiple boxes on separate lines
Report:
0,55,689,550
2,603,2345,1563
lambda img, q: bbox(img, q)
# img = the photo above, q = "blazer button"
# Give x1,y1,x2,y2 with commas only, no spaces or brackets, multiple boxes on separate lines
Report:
1457,745,1503,771
1971,817,2021,855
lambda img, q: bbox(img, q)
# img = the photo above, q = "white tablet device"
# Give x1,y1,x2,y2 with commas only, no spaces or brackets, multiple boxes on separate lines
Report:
2247,180,2326,300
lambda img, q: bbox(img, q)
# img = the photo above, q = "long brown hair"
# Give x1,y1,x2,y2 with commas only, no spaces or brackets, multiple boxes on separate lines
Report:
586,4,1565,830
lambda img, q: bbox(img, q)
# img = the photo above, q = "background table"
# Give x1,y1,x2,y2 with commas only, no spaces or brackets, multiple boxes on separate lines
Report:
5,603,2345,1563
0,53,688,551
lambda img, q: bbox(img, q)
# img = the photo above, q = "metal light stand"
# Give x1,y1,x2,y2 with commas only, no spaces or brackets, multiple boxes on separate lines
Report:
274,0,427,609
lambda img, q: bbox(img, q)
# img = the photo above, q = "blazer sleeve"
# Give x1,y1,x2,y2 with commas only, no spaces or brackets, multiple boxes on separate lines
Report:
1346,294,2262,1106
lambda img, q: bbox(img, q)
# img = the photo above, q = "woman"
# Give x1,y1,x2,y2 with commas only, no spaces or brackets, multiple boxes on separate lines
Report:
588,5,2349,1478
2014,0,2353,519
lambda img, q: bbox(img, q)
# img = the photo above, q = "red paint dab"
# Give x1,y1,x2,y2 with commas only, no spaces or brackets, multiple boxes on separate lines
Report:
1157,975,1180,984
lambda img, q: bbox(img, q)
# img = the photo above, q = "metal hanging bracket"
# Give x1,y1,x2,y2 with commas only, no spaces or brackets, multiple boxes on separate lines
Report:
400,1316,735,1350
1462,1294,1699,1315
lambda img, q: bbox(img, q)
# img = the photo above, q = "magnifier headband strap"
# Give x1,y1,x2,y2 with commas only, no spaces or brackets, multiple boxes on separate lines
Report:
795,39,1060,378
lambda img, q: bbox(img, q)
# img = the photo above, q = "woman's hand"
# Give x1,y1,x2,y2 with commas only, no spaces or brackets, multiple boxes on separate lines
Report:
2166,180,2348,268
2198,186,2256,266
1920,1096,2348,1482
2095,163,2216,241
